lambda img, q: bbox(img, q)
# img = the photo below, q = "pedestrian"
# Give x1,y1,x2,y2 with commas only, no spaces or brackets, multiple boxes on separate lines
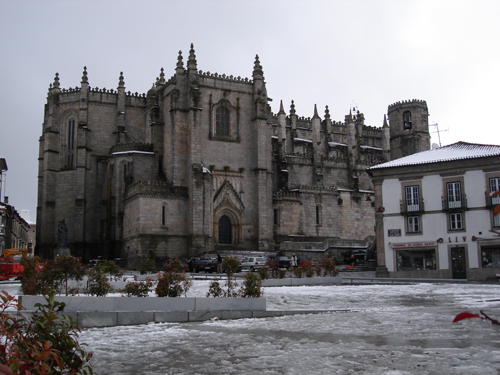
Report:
217,254,223,273
291,253,298,269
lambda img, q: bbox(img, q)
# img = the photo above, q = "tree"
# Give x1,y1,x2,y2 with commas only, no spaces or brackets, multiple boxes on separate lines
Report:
0,290,93,374
86,267,112,297
156,259,192,297
239,272,263,298
222,256,240,297
20,257,58,296
53,256,86,296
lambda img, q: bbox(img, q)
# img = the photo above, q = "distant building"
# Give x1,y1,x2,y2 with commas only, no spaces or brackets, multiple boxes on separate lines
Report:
0,197,31,254
20,210,36,255
368,142,500,281
36,44,430,266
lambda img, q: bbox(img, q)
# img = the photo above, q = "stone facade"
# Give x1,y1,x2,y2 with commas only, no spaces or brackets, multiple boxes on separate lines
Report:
36,44,430,265
0,198,31,254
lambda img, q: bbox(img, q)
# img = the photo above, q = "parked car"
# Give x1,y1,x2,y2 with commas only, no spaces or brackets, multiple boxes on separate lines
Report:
296,255,312,266
113,258,126,268
88,256,104,267
268,255,291,269
343,250,367,265
193,258,217,273
241,256,266,272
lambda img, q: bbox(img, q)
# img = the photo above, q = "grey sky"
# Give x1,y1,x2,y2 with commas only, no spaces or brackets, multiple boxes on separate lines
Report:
1,0,499,223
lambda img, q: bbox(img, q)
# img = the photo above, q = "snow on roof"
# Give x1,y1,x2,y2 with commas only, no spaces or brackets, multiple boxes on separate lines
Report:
294,137,313,143
111,151,154,156
369,142,500,170
328,141,347,147
360,145,383,151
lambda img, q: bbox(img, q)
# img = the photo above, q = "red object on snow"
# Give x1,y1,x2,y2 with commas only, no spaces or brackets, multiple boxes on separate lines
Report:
453,312,483,323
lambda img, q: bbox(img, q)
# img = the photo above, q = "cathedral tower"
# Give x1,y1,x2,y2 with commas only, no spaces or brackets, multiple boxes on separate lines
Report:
388,99,430,160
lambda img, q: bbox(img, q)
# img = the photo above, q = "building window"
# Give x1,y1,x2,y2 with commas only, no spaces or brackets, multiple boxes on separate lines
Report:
450,212,463,230
490,178,500,204
397,249,436,271
405,186,420,212
216,106,230,137
407,216,420,233
316,205,321,225
481,245,500,268
161,206,166,226
67,118,75,166
446,182,462,208
273,208,279,225
490,177,500,198
403,111,412,130
494,214,500,228
487,177,500,227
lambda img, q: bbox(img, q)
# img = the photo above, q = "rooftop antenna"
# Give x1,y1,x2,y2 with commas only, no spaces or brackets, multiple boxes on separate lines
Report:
429,123,448,147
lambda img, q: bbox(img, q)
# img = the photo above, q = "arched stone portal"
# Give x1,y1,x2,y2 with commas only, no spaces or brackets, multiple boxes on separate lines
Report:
214,208,241,246
218,215,232,244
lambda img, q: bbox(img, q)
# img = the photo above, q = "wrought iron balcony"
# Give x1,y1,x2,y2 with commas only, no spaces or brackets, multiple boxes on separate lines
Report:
486,193,500,208
442,193,467,211
400,197,425,214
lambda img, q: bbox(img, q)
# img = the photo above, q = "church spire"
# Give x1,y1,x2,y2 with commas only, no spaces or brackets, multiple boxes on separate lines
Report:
159,67,165,84
176,50,184,70
187,43,197,71
278,100,285,115
290,100,296,115
252,54,264,80
118,71,125,88
383,114,389,128
81,66,88,85
313,104,320,118
324,105,330,119
53,72,60,89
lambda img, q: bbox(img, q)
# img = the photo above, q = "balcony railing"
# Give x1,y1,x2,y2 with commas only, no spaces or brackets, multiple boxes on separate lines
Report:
442,194,467,210
400,197,425,214
486,193,500,207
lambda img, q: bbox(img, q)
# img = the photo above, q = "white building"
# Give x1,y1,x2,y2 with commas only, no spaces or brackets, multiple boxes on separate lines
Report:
368,142,500,281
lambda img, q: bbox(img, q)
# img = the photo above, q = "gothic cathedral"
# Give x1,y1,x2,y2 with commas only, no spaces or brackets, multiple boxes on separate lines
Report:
36,44,430,266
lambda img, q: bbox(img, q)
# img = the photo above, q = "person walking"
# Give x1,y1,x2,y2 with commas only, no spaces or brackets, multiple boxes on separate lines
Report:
217,254,223,273
291,253,298,269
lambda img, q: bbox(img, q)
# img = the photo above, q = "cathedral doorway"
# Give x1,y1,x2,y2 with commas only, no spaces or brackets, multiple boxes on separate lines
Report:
218,215,232,244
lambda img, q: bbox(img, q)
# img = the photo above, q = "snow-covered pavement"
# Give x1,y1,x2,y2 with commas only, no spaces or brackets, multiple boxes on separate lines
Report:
75,281,500,374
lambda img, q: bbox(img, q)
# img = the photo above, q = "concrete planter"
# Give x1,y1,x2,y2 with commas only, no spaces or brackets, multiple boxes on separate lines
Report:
262,276,341,287
18,295,266,312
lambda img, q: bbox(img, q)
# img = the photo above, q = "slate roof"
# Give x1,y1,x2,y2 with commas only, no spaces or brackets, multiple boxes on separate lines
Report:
369,142,500,170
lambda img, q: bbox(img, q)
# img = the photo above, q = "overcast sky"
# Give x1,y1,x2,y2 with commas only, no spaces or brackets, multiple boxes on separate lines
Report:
1,0,499,223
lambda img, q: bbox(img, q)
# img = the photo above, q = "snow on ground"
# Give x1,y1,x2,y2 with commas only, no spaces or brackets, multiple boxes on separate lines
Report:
3,280,500,374
83,282,500,375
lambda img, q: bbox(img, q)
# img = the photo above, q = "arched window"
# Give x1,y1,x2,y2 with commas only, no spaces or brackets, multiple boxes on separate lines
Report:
218,215,232,244
216,106,230,137
161,205,166,226
403,111,412,130
67,118,75,166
